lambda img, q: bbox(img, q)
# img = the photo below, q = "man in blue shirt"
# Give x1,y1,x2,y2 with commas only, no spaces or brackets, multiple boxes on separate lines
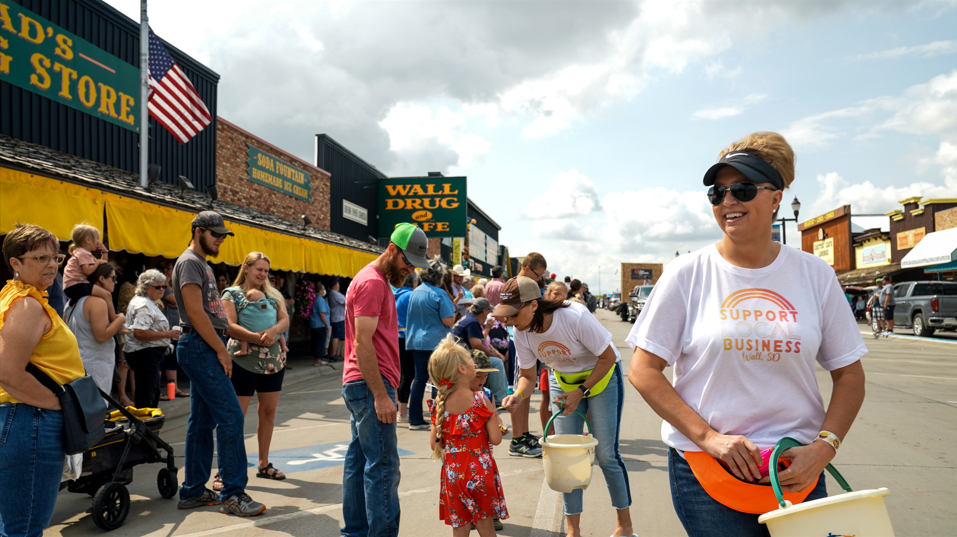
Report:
394,273,419,422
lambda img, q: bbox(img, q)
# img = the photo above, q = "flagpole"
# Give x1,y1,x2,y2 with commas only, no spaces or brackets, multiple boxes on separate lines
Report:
139,0,149,188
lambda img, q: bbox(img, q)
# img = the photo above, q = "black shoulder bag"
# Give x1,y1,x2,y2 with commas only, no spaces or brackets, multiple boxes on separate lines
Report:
26,364,108,455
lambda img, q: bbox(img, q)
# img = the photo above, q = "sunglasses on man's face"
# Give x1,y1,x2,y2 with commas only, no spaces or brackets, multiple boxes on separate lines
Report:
395,247,412,268
201,228,228,240
707,183,777,206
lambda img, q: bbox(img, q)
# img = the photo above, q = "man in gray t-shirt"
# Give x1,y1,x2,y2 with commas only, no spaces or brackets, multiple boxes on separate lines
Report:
327,280,346,360
173,211,266,516
879,276,896,336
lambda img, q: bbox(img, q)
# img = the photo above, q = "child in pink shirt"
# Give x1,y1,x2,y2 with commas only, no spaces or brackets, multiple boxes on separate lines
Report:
63,223,121,323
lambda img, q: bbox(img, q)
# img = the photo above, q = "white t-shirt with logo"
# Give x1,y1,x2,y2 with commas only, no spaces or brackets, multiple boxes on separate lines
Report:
514,301,621,374
625,244,866,453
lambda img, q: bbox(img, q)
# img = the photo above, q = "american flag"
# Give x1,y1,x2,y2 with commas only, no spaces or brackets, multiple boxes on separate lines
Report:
148,28,211,144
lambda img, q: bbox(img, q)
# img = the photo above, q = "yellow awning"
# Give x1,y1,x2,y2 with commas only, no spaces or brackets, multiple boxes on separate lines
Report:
1,167,104,240
103,192,194,259
3,171,376,277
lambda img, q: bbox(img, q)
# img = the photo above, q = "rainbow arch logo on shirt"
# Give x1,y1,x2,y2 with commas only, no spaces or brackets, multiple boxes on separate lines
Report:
537,341,571,359
721,288,796,311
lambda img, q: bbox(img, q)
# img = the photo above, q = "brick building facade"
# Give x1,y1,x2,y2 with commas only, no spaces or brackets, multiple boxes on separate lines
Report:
885,198,957,263
217,118,331,230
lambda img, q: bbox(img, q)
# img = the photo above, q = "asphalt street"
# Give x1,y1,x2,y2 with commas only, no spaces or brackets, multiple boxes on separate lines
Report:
44,310,957,537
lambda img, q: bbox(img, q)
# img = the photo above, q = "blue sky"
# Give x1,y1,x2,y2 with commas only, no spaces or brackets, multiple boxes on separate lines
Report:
106,0,957,291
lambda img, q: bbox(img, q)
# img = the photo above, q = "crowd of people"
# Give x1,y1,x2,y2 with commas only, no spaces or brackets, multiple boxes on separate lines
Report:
0,130,869,537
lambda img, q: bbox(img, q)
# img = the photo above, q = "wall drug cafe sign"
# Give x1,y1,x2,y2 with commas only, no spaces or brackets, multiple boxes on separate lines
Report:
378,176,466,237
0,2,140,132
246,145,310,202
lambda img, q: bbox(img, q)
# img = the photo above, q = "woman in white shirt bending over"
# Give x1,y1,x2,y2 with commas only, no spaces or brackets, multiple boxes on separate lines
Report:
498,277,634,537
627,132,867,537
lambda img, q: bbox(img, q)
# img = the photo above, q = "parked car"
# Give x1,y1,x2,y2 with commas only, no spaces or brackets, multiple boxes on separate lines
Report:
615,285,653,323
890,281,957,337
606,293,621,310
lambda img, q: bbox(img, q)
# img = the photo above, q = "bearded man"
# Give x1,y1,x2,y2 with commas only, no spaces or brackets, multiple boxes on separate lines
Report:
340,222,429,537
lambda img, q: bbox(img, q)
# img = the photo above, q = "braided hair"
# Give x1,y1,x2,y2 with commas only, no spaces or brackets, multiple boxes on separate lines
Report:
427,334,473,462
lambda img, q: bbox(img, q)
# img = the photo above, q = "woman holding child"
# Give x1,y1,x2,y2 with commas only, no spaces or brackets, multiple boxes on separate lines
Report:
221,252,290,481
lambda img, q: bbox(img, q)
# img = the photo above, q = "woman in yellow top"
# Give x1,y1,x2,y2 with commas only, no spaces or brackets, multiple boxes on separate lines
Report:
0,223,86,537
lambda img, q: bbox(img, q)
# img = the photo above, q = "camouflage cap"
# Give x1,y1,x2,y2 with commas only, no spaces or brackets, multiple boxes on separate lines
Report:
470,349,499,372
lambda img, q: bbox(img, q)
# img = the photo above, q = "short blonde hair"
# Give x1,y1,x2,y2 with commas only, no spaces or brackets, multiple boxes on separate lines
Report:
68,223,100,255
718,132,795,189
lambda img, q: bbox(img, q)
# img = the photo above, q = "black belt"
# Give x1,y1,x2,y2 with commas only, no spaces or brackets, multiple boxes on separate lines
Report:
180,325,228,337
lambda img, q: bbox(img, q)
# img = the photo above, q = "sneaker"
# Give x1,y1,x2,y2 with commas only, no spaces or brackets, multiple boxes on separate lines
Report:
220,492,266,517
408,423,430,430
494,517,504,531
397,415,409,423
178,488,220,510
509,435,543,458
525,432,541,448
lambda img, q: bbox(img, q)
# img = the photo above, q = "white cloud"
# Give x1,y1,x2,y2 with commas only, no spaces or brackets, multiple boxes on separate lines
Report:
601,187,721,257
805,171,956,218
525,170,602,220
531,219,592,242
693,106,744,120
379,103,491,175
876,70,957,140
705,59,742,80
849,40,957,61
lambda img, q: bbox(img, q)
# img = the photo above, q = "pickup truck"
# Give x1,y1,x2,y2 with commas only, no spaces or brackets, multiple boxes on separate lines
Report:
891,281,957,337
614,285,653,323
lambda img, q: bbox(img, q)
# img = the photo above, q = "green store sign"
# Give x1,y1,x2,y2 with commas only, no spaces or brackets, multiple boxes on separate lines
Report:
0,1,140,132
378,176,466,237
246,145,310,202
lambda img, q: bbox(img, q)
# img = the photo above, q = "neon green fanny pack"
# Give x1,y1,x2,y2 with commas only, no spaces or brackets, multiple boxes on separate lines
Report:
553,365,615,397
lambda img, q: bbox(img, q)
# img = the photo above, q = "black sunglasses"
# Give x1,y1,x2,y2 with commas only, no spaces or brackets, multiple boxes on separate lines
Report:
395,247,412,268
201,228,228,239
707,183,777,206
151,284,167,290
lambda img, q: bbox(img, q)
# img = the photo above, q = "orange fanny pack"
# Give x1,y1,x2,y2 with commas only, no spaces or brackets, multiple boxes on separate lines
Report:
684,451,818,514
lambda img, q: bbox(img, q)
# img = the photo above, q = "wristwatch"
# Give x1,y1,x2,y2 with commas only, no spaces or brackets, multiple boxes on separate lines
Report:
577,384,591,397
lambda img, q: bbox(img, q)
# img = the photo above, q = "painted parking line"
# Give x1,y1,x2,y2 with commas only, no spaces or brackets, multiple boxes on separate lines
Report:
866,372,957,381
248,441,415,474
859,331,957,346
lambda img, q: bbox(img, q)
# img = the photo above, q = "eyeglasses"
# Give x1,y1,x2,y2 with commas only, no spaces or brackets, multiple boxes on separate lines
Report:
395,247,412,268
111,274,119,282
18,254,66,265
508,302,530,319
201,228,228,239
529,266,545,280
707,183,777,206
150,285,167,290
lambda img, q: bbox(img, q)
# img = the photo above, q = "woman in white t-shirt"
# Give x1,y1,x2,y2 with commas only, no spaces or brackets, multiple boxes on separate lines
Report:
497,277,634,537
627,132,867,536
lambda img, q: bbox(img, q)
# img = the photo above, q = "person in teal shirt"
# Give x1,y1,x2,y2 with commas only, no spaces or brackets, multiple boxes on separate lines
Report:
310,282,330,365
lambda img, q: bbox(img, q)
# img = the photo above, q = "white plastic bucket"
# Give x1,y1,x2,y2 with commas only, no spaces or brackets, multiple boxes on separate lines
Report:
541,410,599,493
759,437,894,537
758,488,894,537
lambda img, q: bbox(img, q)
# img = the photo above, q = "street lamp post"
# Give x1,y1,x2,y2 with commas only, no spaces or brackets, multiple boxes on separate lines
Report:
777,197,802,245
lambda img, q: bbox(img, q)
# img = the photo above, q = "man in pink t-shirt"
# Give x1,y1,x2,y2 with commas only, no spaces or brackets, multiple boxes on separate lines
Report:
340,222,429,537
484,265,505,307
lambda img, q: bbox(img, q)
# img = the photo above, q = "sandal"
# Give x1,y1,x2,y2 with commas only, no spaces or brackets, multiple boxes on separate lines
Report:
212,473,224,491
256,463,286,480
175,390,189,397
119,396,134,408
159,393,170,401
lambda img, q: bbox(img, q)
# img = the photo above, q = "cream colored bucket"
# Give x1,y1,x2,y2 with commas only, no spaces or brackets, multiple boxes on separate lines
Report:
541,410,599,493
758,437,894,537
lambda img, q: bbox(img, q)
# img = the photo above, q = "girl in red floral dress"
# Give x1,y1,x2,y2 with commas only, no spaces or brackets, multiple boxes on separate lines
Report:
428,335,509,536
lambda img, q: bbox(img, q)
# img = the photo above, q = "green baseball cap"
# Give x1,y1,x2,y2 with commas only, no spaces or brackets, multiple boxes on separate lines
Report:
390,223,430,268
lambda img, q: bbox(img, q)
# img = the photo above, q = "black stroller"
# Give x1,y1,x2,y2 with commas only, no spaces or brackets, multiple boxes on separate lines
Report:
59,390,178,531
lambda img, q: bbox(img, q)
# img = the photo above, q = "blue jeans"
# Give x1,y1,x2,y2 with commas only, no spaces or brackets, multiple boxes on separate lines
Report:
0,404,64,537
485,356,508,405
549,364,631,515
409,350,433,426
313,327,329,359
669,448,828,536
341,379,401,537
176,332,248,501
